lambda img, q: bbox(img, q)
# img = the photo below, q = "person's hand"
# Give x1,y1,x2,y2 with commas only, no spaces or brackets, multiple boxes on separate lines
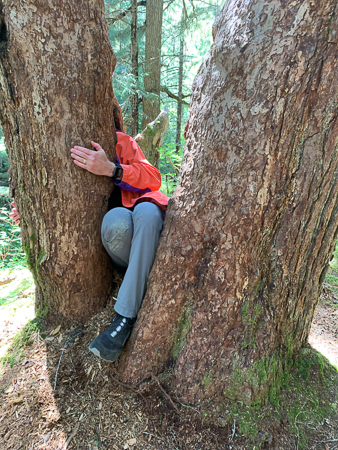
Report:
70,141,115,177
9,202,20,226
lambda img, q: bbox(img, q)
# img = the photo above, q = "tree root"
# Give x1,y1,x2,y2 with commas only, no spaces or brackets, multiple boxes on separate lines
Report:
109,371,180,414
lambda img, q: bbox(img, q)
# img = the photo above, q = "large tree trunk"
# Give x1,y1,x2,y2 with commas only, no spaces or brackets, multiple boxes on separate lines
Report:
0,0,117,321
121,0,338,406
142,0,163,129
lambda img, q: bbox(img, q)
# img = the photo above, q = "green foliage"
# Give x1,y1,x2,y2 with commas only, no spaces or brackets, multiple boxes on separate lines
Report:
325,240,338,293
2,317,42,368
159,139,183,196
0,277,33,307
203,368,214,387
106,0,222,158
0,138,9,187
0,191,26,270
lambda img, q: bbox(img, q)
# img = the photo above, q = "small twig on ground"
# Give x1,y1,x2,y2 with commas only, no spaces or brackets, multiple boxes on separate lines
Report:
66,422,80,446
294,402,307,450
143,431,166,442
29,432,51,450
180,402,200,414
151,374,180,414
28,438,44,450
53,342,68,391
109,372,146,398
231,419,236,440
170,429,178,445
109,371,180,413
95,424,102,449
84,377,91,391
304,423,318,431
71,385,82,396
53,327,84,390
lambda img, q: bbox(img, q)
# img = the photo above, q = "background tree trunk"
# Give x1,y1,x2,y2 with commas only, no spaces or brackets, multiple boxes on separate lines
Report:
0,0,117,321
175,9,185,153
135,108,169,168
131,0,139,136
121,0,338,407
142,0,163,129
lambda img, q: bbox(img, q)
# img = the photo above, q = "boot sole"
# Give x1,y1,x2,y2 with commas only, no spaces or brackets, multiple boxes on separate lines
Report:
88,345,120,363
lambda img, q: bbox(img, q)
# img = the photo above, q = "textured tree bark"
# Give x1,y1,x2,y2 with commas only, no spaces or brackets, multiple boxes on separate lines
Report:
142,0,163,129
131,0,139,136
121,0,338,406
0,0,117,321
135,109,169,168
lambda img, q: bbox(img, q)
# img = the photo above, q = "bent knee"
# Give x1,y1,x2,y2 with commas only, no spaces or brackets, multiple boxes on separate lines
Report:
101,208,132,248
132,203,164,231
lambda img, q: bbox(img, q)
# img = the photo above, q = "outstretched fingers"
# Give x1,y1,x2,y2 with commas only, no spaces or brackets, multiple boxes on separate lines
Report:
91,141,102,151
71,141,113,176
72,146,94,155
9,202,20,225
72,158,89,171
71,146,94,172
71,152,90,164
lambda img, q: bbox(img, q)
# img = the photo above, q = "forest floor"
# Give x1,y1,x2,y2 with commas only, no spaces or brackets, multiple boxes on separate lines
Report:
0,268,338,450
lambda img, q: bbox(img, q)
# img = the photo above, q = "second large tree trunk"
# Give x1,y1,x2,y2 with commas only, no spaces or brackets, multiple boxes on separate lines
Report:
121,0,338,406
142,0,163,129
0,0,117,321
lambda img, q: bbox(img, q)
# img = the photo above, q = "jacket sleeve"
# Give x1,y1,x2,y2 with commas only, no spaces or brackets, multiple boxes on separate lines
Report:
115,133,161,193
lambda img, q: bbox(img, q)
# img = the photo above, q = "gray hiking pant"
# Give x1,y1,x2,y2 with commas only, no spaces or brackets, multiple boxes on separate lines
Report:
101,202,164,318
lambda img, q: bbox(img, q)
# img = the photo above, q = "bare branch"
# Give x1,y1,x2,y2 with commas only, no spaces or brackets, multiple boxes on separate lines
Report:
135,108,169,168
160,86,190,105
107,1,146,25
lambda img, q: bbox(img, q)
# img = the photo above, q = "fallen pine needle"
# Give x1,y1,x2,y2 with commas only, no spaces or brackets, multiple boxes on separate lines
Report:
66,422,80,445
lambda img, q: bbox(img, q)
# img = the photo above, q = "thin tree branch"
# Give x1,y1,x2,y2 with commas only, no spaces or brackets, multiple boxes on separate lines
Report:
163,151,180,174
160,86,190,105
109,371,180,414
182,0,188,24
188,0,197,18
107,1,146,25
163,0,176,12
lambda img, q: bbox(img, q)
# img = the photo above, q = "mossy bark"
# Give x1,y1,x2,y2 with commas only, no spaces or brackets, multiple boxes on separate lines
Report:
134,109,169,168
121,0,338,406
0,0,117,321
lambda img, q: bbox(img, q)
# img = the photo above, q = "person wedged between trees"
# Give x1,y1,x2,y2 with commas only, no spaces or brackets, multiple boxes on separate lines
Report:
11,104,169,363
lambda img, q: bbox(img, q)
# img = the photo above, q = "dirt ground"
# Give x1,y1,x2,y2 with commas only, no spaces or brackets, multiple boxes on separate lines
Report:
0,276,338,450
309,287,338,368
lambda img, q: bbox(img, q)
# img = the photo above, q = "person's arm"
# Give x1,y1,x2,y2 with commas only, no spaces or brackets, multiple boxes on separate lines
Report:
115,133,161,192
71,136,162,193
9,202,20,226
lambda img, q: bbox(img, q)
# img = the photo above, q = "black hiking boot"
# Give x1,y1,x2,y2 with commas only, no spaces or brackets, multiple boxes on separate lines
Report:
88,313,136,362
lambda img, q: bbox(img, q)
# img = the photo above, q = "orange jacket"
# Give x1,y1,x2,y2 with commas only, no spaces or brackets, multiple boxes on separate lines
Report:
115,131,169,211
